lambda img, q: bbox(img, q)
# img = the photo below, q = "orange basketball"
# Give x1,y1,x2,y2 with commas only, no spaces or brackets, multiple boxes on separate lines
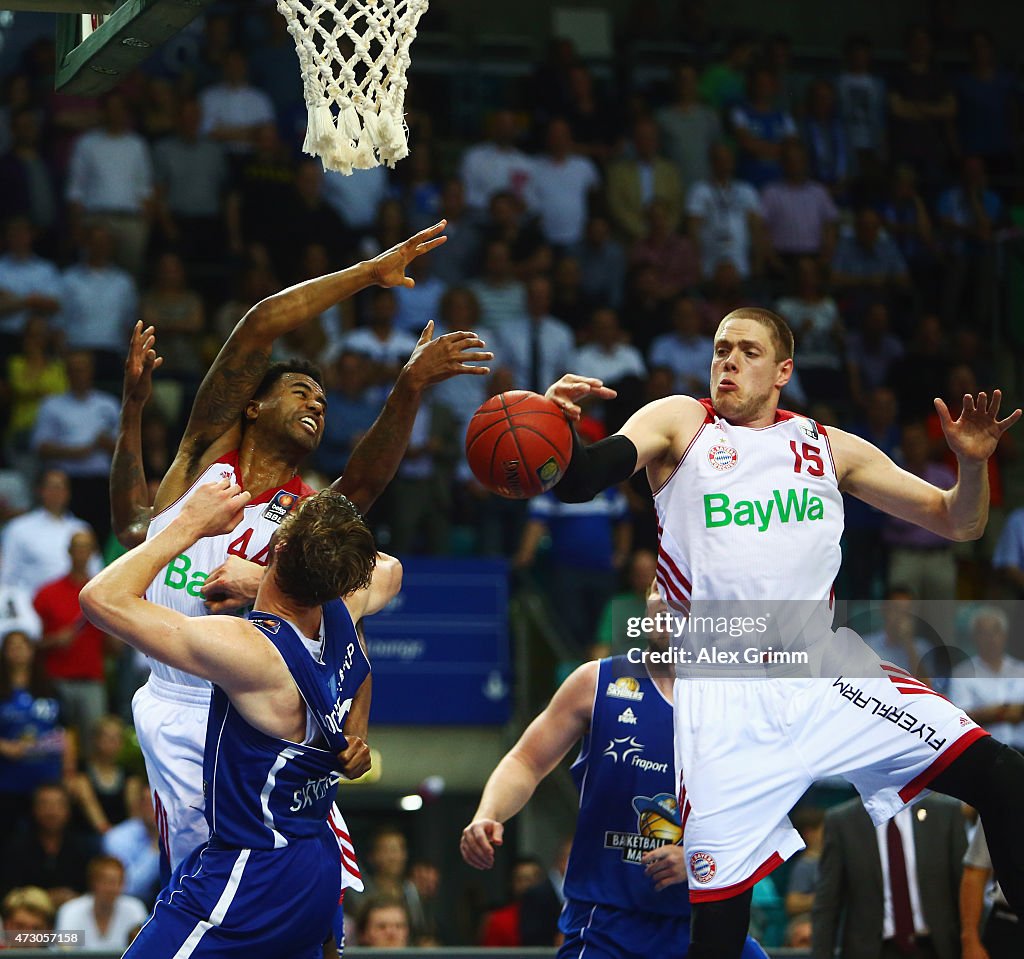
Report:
465,391,572,499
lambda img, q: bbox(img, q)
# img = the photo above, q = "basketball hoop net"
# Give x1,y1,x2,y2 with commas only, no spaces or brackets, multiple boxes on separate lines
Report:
277,0,428,175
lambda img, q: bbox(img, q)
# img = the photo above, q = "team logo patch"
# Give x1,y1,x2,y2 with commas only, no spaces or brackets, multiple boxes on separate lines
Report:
263,490,299,525
602,736,644,763
535,456,562,489
800,418,819,441
606,676,644,701
690,851,717,884
707,444,738,471
605,792,682,862
618,707,638,725
960,716,971,726
251,616,281,633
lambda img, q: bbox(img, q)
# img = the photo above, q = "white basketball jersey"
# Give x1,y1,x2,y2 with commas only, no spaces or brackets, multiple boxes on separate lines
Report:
144,451,314,688
654,401,844,612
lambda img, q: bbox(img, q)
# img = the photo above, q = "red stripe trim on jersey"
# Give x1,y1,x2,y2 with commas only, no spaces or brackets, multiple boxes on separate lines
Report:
688,851,785,903
656,565,690,607
681,800,692,839
657,546,693,595
892,686,949,700
898,726,988,802
880,664,915,678
821,425,838,477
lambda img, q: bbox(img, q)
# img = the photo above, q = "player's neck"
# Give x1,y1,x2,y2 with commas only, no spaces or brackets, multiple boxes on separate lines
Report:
237,441,300,497
253,575,323,639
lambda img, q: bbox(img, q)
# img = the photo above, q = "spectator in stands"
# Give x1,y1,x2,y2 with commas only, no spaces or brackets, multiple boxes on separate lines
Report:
152,97,228,266
648,295,713,397
225,122,295,255
884,422,957,601
342,288,417,405
776,257,846,405
0,782,93,907
949,607,1024,751
479,856,545,947
32,352,120,540
66,92,153,278
140,252,205,384
34,529,109,759
275,160,353,275
357,196,409,261
961,823,1022,959
399,148,444,234
936,156,1004,328
408,859,445,946
562,64,621,163
0,108,59,251
575,213,626,312
0,217,61,353
346,826,426,940
835,35,887,176
802,79,849,197
592,547,657,657
607,117,683,243
320,164,390,235
885,314,950,421
468,240,527,330
519,837,570,946
955,31,1016,185
731,65,798,189
812,794,966,959
0,552,43,640
880,165,940,305
993,505,1024,598
198,49,276,158
514,485,631,650
102,780,161,904
393,252,447,337
831,207,911,316
482,190,548,280
358,896,412,948
761,140,839,274
491,276,574,395
686,143,766,281
0,470,99,599
1,886,55,938
0,630,67,846
656,61,722,196
846,306,904,409
887,25,956,194
430,178,480,287
860,587,934,675
460,109,535,215
574,308,645,429
58,225,138,378
54,854,147,950
786,806,825,919
531,118,601,250
67,714,140,836
5,315,67,464
631,198,700,301
698,32,757,111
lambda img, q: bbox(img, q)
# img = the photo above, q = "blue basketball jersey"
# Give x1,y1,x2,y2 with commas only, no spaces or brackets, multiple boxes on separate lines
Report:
203,599,370,850
564,656,689,918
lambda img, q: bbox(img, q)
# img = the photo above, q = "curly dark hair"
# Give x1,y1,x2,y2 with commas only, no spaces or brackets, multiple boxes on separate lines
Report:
273,491,376,607
251,359,324,403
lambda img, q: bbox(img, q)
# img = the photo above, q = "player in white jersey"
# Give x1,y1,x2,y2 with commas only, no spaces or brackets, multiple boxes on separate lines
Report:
109,225,492,889
541,307,1024,959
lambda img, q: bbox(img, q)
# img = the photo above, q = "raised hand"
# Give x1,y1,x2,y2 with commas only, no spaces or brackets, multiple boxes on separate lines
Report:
178,479,251,539
460,817,504,870
369,220,448,289
934,390,1021,463
123,321,163,406
403,320,493,389
545,373,618,422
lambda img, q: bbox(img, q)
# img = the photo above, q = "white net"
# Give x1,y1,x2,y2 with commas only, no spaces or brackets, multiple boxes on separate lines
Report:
277,0,429,175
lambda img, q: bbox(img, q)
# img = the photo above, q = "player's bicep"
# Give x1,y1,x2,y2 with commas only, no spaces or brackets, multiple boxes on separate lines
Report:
344,552,402,621
508,663,597,779
618,395,705,472
832,428,949,535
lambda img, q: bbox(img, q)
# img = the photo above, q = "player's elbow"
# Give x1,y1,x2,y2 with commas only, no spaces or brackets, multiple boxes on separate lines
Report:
78,580,106,626
379,552,403,600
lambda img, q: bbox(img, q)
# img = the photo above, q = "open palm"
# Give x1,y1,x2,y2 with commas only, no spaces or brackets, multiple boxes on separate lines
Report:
370,220,447,288
935,391,1021,463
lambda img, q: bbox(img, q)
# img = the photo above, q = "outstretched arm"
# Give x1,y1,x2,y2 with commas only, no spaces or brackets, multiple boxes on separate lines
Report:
156,222,450,511
82,480,270,692
460,662,596,869
331,320,492,513
111,322,162,548
835,391,1021,541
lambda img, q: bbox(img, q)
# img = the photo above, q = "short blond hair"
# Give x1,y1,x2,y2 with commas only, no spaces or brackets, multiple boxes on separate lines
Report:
2,886,55,925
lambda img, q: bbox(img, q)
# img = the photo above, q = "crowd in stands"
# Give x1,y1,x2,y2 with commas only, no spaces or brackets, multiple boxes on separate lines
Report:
0,0,1023,949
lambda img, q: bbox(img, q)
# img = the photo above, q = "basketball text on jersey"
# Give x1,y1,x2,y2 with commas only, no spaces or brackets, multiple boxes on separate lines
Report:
605,792,682,863
703,487,826,532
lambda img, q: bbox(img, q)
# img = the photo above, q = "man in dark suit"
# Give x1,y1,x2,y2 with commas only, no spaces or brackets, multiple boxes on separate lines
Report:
812,795,966,959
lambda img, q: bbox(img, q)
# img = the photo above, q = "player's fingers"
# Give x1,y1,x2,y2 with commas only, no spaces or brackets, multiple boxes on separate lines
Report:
152,356,164,370
977,391,988,414
415,235,447,255
933,397,952,427
963,393,976,415
455,350,494,362
997,408,1023,431
443,333,486,348
455,364,491,376
990,389,1002,419
412,219,447,243
592,386,618,399
491,821,504,846
416,320,434,345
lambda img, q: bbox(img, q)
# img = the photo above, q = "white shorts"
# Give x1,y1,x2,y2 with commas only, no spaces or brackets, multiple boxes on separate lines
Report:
133,675,363,890
673,645,986,902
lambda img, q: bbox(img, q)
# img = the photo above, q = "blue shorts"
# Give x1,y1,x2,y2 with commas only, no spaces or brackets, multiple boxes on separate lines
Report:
557,899,771,959
126,832,341,958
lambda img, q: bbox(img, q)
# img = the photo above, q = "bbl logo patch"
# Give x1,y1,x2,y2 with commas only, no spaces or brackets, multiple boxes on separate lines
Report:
707,444,738,471
690,851,717,883
536,456,562,490
263,490,299,525
606,676,644,701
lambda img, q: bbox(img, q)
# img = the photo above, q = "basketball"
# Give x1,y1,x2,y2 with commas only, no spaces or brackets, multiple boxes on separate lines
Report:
465,391,573,499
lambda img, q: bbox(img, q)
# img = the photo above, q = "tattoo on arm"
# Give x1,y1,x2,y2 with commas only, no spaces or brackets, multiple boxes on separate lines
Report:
185,344,272,449
111,407,154,548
